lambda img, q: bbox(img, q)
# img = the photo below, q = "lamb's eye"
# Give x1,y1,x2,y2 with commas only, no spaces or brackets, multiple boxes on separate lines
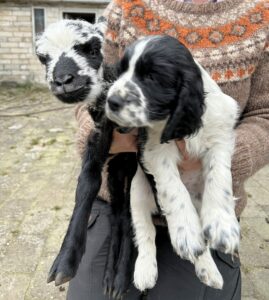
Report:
37,54,48,65
74,42,99,58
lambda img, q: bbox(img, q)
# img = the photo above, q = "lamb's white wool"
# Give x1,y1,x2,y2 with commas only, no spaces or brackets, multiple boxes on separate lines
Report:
36,19,107,102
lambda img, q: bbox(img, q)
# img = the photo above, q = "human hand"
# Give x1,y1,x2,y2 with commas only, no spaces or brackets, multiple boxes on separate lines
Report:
109,130,201,171
176,140,202,172
109,128,138,154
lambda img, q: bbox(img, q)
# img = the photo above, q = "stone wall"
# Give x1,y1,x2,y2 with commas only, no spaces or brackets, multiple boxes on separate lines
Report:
0,2,108,84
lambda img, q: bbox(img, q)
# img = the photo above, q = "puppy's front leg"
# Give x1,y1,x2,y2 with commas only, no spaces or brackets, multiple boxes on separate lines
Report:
48,124,113,286
201,146,240,255
143,141,205,262
131,164,158,291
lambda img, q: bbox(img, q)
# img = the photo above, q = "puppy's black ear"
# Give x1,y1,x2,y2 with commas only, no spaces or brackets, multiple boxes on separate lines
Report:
161,67,205,143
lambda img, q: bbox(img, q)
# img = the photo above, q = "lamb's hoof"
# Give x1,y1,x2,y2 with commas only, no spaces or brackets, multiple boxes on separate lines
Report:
103,267,130,299
103,268,115,298
112,269,131,299
134,254,157,291
47,247,83,286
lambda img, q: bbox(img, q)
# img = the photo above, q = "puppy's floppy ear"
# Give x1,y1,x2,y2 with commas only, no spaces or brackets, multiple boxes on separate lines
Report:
161,66,205,143
94,16,107,36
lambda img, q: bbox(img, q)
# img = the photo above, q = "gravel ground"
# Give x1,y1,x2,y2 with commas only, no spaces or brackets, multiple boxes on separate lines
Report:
0,85,268,300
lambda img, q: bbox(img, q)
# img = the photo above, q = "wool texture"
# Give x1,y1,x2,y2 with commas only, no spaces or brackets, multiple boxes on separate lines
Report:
76,0,269,216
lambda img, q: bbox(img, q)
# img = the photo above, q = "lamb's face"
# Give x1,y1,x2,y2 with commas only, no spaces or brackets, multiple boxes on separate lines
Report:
36,19,106,104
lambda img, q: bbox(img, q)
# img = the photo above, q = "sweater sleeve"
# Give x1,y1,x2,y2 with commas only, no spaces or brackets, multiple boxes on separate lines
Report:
102,0,123,65
74,1,123,157
75,104,95,158
232,41,269,188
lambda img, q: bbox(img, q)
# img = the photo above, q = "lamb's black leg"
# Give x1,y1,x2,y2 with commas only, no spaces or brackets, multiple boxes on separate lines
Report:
103,154,127,296
112,154,137,299
112,206,134,299
103,153,137,299
48,121,113,286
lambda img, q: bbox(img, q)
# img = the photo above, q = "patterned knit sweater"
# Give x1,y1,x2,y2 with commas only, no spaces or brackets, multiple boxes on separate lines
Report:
76,0,269,216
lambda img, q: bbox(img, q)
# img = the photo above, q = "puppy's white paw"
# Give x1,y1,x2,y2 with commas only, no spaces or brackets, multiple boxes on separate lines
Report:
202,209,240,255
195,251,223,289
169,221,205,262
195,263,223,289
134,254,157,291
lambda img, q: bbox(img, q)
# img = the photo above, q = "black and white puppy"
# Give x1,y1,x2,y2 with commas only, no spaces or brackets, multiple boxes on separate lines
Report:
36,19,136,298
106,35,240,291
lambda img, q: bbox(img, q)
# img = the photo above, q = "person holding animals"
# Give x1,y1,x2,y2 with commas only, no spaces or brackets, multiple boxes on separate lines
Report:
65,0,269,299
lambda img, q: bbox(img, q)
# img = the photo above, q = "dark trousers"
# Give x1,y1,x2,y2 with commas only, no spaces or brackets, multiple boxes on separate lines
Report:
67,199,241,300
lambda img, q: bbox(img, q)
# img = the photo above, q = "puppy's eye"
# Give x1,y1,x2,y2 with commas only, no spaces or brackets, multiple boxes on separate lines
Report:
144,72,155,81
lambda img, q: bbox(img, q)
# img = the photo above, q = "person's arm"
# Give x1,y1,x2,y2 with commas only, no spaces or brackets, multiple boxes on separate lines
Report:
102,0,123,65
75,104,95,157
76,0,123,156
231,41,269,188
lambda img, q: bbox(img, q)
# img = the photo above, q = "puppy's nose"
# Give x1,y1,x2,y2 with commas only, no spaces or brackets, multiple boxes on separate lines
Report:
54,74,74,86
108,95,124,112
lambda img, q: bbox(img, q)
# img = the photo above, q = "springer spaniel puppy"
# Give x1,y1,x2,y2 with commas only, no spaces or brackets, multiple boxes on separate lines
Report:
106,35,240,291
36,19,136,298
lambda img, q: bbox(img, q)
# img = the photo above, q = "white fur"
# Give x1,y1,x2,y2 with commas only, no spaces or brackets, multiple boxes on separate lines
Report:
36,19,106,100
131,164,158,291
105,38,155,127
129,63,240,290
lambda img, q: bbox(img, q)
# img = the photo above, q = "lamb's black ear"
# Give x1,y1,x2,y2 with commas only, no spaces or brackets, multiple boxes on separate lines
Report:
94,17,107,36
97,16,107,23
161,67,205,143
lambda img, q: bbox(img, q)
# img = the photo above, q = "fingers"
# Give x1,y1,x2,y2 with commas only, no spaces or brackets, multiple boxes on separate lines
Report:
109,130,137,154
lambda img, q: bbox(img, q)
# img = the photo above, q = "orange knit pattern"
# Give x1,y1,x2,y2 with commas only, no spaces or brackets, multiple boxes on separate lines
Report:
116,0,269,49
103,0,269,83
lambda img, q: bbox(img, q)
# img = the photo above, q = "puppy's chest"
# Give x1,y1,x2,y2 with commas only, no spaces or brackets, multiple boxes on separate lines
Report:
139,125,204,210
180,169,204,210
138,126,204,209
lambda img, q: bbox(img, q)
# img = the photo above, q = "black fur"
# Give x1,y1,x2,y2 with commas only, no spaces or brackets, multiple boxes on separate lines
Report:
114,35,205,142
104,153,137,299
44,58,135,298
47,84,136,298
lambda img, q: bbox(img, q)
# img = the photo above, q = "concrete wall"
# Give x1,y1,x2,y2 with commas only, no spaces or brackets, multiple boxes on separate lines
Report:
0,1,108,84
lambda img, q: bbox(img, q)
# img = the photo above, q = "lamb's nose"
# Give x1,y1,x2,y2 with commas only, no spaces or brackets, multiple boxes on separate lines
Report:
108,95,124,112
54,74,74,86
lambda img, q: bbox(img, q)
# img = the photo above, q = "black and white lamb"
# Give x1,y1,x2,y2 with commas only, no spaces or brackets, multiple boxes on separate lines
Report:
36,18,136,298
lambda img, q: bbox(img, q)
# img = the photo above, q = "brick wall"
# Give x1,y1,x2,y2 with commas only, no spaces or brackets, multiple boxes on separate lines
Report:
0,2,107,84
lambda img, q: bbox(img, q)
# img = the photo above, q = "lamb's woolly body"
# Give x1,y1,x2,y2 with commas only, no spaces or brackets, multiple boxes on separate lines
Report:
36,19,135,299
